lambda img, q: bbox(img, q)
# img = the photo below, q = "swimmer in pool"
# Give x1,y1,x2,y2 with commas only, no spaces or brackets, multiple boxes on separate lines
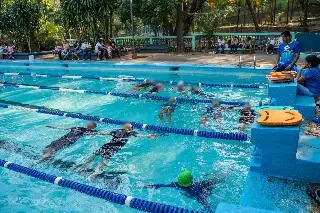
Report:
190,87,215,99
200,99,237,127
238,103,256,132
140,170,221,213
30,122,106,168
177,81,185,92
149,83,163,94
158,97,179,124
76,123,157,180
132,79,155,92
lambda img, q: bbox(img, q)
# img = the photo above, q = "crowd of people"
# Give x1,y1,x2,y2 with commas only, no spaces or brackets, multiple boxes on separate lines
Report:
214,35,283,55
0,42,15,59
52,38,120,61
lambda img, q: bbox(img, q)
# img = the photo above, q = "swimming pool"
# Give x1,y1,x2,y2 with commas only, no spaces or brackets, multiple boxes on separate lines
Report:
0,61,314,213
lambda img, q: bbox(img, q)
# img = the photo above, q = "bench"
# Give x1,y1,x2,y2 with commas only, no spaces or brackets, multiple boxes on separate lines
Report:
9,49,132,60
214,47,252,54
139,44,169,53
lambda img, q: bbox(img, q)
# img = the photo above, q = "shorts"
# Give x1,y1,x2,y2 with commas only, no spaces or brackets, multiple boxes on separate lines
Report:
72,49,81,53
95,146,120,160
273,64,297,72
52,50,61,54
98,47,105,52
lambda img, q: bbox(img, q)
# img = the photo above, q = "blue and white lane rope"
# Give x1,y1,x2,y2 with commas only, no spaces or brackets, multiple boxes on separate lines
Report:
0,103,248,141
0,71,262,89
0,159,204,213
0,82,246,106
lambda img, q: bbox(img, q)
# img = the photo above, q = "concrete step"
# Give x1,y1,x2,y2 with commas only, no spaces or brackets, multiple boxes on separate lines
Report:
295,95,316,120
216,203,282,213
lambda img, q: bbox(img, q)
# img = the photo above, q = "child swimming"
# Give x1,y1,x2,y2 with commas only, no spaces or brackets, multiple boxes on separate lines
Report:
149,83,163,94
158,97,179,124
132,79,155,92
200,99,238,127
238,103,256,132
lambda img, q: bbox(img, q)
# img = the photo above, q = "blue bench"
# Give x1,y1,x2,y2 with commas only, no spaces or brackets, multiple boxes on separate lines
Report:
9,50,132,60
139,44,169,53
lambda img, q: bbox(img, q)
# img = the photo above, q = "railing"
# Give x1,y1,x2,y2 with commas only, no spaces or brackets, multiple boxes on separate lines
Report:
113,32,292,52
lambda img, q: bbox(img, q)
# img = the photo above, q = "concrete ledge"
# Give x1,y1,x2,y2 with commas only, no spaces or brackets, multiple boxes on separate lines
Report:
216,203,283,213
268,81,297,106
295,95,316,120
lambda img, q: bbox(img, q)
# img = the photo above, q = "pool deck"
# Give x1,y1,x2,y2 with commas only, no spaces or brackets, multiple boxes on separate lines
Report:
35,52,305,67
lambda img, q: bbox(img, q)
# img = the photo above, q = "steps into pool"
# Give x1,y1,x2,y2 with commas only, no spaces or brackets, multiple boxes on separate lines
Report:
295,96,316,120
297,135,320,163
268,81,297,106
216,203,282,213
268,82,316,120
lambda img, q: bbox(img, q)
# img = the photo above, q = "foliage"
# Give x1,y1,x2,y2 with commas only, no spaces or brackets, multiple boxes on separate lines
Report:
1,0,40,50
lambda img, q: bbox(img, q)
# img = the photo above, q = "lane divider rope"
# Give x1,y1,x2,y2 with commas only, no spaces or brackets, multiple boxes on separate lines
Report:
0,81,246,106
0,71,262,89
0,102,248,141
0,159,204,213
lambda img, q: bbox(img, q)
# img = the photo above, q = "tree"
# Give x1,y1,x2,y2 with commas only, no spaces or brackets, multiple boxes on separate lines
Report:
2,0,41,52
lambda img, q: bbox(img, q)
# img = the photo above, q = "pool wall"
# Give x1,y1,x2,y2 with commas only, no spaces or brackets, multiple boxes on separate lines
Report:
0,60,271,75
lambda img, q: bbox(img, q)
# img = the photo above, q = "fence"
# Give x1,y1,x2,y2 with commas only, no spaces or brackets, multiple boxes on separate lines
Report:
113,32,287,52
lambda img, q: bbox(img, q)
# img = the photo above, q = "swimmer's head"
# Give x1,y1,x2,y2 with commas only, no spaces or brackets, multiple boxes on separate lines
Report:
212,99,221,107
177,170,193,187
87,122,97,130
123,123,133,132
156,83,163,90
243,103,252,110
168,97,176,103
177,81,184,91
147,79,155,85
191,87,199,94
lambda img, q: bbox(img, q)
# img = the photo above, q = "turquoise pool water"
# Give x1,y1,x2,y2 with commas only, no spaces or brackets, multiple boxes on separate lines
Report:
0,62,313,213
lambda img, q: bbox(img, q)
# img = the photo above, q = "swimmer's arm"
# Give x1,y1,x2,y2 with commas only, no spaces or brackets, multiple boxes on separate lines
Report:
136,134,157,140
92,131,112,136
143,182,176,189
46,126,70,130
226,104,241,110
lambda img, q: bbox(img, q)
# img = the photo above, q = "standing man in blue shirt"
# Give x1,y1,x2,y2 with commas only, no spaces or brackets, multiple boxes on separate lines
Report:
273,31,300,72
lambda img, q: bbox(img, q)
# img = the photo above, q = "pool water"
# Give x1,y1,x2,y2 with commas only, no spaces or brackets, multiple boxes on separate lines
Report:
0,64,313,213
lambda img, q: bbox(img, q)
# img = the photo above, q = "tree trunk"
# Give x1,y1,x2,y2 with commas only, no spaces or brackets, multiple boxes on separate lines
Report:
303,0,309,29
176,0,184,52
236,3,241,32
274,0,277,24
290,0,295,20
182,0,206,35
109,11,113,38
246,0,261,32
104,14,109,41
269,0,273,24
29,31,40,52
286,0,290,25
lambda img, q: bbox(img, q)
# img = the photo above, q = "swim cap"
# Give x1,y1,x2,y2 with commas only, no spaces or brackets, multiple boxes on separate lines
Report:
177,170,193,187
